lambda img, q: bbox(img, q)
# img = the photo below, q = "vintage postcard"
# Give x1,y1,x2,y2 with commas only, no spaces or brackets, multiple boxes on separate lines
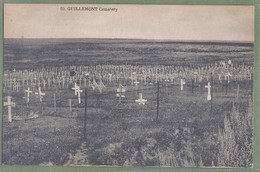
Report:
3,4,254,167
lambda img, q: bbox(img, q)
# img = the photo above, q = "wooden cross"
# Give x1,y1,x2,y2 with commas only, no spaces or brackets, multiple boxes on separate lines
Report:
187,79,199,93
72,83,79,95
133,80,140,87
135,93,147,105
35,87,46,102
225,72,232,83
180,79,186,91
25,87,32,103
4,96,16,122
205,82,212,100
116,84,126,103
76,87,83,104
42,79,46,89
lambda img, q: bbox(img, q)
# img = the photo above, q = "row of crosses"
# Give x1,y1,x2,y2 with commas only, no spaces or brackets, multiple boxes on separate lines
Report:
25,87,46,103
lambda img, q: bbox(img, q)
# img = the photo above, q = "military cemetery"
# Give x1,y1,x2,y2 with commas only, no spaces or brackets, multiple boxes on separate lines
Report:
2,39,253,167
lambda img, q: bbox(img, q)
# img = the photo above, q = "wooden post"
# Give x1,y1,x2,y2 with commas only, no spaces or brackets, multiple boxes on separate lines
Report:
222,79,228,95
68,99,72,112
84,89,87,139
180,79,186,91
210,73,213,113
54,93,57,112
251,73,253,100
236,84,240,101
156,82,160,121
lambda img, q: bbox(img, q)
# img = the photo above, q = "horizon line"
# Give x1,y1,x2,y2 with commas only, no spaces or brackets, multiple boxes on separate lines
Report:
4,38,254,44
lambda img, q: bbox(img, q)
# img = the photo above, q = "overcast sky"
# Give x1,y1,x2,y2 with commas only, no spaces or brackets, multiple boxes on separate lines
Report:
4,4,254,41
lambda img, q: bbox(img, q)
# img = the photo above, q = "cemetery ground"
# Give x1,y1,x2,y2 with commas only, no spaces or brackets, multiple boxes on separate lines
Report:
2,79,252,166
3,39,253,167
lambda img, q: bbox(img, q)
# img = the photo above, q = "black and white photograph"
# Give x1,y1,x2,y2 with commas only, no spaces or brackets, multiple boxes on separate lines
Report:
3,4,254,167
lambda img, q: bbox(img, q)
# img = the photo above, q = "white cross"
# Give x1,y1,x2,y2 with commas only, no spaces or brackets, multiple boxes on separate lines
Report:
72,83,79,95
180,79,186,91
135,93,147,105
133,80,140,87
116,84,126,98
164,79,170,82
25,87,32,103
42,79,46,89
225,73,232,83
205,82,212,100
76,87,83,104
4,96,16,122
35,87,46,102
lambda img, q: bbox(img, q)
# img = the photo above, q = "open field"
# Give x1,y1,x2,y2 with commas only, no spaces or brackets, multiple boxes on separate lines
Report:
4,39,253,70
2,39,253,167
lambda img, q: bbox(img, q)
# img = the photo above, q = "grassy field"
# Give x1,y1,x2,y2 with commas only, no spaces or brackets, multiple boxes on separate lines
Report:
2,39,254,167
4,38,253,70
2,79,252,166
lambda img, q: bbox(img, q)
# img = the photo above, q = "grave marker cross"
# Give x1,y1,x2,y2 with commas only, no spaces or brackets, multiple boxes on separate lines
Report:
76,87,83,104
135,93,147,105
188,79,199,93
25,87,32,103
4,96,16,122
180,79,186,91
35,87,46,102
116,84,126,103
205,82,212,100
72,83,79,96
133,80,140,87
225,72,232,83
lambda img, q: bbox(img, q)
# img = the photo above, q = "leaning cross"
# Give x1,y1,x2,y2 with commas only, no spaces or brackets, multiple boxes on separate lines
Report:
4,96,16,122
205,82,212,100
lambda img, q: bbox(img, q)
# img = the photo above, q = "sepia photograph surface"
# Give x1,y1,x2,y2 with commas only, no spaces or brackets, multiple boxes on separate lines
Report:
3,4,254,167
